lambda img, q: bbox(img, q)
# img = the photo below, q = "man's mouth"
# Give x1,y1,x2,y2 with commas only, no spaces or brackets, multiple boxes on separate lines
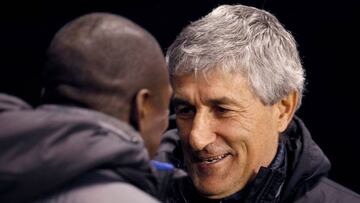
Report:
196,153,231,164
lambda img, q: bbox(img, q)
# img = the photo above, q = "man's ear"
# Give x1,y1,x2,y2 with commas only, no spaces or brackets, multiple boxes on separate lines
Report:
134,89,151,132
276,91,299,132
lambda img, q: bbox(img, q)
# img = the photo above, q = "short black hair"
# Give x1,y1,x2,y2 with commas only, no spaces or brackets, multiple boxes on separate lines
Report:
41,13,167,120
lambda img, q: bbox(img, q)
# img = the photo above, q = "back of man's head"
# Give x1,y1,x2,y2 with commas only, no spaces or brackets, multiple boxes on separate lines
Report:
41,12,168,122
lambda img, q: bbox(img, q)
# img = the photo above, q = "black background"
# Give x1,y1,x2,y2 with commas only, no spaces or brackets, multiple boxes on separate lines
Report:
1,0,359,193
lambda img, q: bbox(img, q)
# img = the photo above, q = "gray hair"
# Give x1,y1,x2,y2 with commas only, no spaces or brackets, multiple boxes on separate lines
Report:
167,4,305,109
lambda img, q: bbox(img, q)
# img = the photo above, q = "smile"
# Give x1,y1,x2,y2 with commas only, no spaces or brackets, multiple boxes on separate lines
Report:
199,153,230,164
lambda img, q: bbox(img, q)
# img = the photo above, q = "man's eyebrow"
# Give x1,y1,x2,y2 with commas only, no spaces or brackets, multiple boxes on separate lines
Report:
208,97,240,106
172,97,192,106
173,96,240,106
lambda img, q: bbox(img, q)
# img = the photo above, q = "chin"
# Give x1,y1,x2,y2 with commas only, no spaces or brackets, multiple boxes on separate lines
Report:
192,171,249,199
193,178,231,199
198,188,229,199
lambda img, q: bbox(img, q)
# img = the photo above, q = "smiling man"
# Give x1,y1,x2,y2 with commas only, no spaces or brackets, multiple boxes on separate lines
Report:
173,69,286,199
160,4,360,203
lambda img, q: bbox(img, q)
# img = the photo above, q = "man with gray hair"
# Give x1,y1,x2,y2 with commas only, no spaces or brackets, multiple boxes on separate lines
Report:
160,4,360,202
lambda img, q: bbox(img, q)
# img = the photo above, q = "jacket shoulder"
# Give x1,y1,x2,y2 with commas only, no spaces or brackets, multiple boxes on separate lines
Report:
294,177,360,203
0,93,32,111
37,182,160,203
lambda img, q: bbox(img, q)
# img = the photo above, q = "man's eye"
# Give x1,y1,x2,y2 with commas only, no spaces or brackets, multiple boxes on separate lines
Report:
174,105,195,118
214,106,231,116
215,106,228,113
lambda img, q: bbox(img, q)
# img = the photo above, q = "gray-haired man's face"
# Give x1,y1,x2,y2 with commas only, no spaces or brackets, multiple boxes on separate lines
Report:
173,68,284,199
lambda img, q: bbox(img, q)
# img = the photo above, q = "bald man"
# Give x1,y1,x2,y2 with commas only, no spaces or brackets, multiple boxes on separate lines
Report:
0,13,174,203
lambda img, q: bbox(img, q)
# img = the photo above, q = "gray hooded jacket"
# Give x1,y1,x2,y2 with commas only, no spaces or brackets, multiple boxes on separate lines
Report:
0,93,169,203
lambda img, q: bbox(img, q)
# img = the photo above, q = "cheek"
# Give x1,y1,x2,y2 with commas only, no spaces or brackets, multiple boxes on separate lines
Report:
229,114,279,169
216,119,258,163
215,119,250,144
176,119,192,140
154,108,170,132
149,111,169,147
159,113,169,132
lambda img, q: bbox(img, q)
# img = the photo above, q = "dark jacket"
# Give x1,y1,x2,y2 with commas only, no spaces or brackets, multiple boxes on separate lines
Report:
0,93,175,203
157,116,360,202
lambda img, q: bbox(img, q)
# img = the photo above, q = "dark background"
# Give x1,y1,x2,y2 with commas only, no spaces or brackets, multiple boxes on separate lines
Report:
1,0,359,193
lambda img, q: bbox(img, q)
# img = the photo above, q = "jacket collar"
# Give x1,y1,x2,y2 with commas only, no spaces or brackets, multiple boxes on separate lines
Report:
280,116,331,202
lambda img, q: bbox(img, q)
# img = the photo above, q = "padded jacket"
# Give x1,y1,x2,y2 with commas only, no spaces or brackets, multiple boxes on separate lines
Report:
0,93,176,203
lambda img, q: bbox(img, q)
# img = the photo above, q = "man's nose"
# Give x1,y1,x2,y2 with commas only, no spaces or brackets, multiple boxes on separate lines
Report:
189,112,216,151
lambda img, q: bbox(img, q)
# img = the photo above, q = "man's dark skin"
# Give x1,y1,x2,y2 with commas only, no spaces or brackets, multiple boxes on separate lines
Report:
42,13,172,158
0,13,173,202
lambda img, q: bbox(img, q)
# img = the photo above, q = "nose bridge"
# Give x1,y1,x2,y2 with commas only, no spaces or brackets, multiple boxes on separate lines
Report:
189,109,215,150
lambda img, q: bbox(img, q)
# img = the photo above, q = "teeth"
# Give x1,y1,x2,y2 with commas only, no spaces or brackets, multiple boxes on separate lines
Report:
201,154,227,164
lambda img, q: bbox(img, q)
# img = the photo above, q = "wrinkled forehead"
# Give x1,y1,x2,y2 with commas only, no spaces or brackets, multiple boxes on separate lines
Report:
169,58,248,79
172,68,254,97
171,64,248,86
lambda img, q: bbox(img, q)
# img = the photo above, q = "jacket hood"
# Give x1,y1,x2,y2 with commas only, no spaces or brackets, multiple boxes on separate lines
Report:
281,116,331,201
0,93,156,202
